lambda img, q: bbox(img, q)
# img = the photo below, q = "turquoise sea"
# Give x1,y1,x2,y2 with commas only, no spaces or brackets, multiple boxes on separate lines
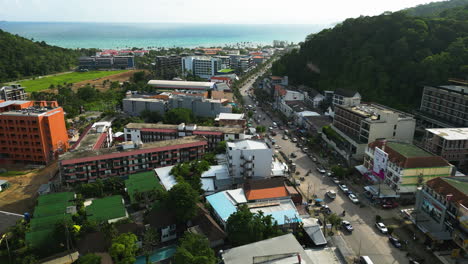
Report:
0,22,327,49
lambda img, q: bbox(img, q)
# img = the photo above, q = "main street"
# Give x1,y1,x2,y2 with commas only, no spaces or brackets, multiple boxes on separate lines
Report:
238,67,408,264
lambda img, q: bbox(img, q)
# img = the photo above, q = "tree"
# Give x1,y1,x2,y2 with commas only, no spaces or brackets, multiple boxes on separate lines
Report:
256,126,266,133
109,233,138,264
331,165,348,179
215,141,226,154
78,253,101,264
174,232,216,264
53,218,77,249
142,228,159,264
326,213,343,230
167,182,199,223
247,110,254,118
226,205,283,246
163,108,194,124
140,110,162,123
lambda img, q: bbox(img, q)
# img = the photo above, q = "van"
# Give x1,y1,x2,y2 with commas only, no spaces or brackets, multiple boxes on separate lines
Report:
359,256,374,264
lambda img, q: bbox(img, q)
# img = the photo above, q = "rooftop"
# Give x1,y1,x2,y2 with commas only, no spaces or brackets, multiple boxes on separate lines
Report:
334,88,359,97
221,234,314,264
125,122,244,134
215,113,245,120
435,85,468,94
206,189,245,222
340,103,413,120
244,178,289,201
285,100,310,113
154,165,177,191
227,140,269,150
386,142,433,158
426,127,468,140
60,136,206,164
426,177,468,208
248,199,301,225
147,80,216,90
219,69,235,73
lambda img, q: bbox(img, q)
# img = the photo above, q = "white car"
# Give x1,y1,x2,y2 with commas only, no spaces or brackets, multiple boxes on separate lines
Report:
283,135,289,140
375,222,388,234
332,177,340,184
292,138,298,143
338,184,349,193
316,167,326,174
348,193,359,204
275,145,281,149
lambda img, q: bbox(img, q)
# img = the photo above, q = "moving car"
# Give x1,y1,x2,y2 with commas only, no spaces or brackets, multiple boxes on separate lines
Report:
382,200,399,209
388,236,402,248
290,152,297,158
375,222,388,234
348,193,359,204
326,190,336,199
302,147,309,153
338,184,349,193
316,167,326,174
342,221,353,232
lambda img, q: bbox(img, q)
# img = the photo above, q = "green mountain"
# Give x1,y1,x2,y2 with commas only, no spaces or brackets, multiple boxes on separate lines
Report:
0,29,88,83
404,0,468,17
271,5,468,110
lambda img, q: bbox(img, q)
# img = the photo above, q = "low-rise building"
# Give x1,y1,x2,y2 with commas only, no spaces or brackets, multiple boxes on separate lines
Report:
206,188,247,228
123,97,167,116
227,140,273,179
78,55,135,69
325,103,416,162
214,113,246,127
423,128,468,173
147,80,217,91
418,81,468,128
363,140,454,198
414,177,468,258
0,85,27,101
332,88,361,107
0,100,69,164
124,122,245,150
303,88,325,108
59,136,207,183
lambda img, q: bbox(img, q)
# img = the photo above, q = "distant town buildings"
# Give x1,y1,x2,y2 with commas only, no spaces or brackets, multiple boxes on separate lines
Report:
422,127,468,173
59,136,207,183
214,113,246,127
0,100,69,164
0,85,27,101
326,103,416,161
418,82,468,128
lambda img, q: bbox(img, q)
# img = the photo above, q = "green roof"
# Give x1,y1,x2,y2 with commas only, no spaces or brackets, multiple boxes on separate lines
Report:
386,142,433,158
218,69,234,73
37,192,74,205
30,214,72,230
442,177,468,195
87,195,127,222
26,228,55,248
34,201,74,218
125,171,163,204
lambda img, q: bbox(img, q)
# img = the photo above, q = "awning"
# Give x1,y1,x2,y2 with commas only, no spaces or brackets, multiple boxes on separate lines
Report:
315,199,323,202
355,165,368,175
364,185,399,198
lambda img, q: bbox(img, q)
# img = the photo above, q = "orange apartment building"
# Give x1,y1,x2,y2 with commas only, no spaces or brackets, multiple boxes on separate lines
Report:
0,100,69,164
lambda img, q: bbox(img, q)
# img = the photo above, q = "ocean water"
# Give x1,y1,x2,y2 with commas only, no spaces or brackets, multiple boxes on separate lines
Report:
0,22,327,49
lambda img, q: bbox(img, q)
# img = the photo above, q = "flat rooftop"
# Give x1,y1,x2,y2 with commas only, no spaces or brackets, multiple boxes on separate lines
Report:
60,136,206,162
227,140,269,150
426,127,468,140
386,142,433,158
435,85,468,94
147,80,216,90
215,113,245,120
125,122,244,134
341,103,413,120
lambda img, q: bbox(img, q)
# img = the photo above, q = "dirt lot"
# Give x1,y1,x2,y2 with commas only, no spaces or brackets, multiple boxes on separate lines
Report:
0,162,58,214
72,70,144,91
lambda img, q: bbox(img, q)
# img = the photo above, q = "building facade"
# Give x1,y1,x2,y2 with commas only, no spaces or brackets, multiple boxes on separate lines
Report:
182,56,222,79
332,88,361,107
214,113,246,127
78,56,135,70
414,177,468,257
227,140,273,179
0,85,27,101
168,94,232,118
423,128,468,173
418,84,468,128
155,55,182,72
363,140,453,196
124,123,245,150
59,136,207,183
0,100,69,164
122,97,167,116
327,103,416,161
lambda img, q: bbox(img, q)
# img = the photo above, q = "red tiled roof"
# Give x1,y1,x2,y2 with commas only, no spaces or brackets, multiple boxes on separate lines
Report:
426,177,468,208
275,85,287,96
253,56,264,59
271,76,282,80
61,141,207,165
92,132,107,150
244,178,289,201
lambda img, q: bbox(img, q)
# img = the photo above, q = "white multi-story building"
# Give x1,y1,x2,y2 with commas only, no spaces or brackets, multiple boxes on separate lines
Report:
332,88,361,107
182,56,222,79
227,140,273,179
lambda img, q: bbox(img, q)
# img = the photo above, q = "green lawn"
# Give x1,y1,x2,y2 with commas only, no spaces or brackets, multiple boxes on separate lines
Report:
0,170,29,177
19,70,128,92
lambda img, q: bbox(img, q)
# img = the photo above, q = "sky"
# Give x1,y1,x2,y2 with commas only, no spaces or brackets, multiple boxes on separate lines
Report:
0,0,437,24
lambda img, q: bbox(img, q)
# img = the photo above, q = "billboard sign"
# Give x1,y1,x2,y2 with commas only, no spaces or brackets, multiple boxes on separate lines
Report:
373,147,388,180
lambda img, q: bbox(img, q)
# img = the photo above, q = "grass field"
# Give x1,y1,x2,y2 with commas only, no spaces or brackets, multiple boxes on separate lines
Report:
19,70,128,92
0,170,30,177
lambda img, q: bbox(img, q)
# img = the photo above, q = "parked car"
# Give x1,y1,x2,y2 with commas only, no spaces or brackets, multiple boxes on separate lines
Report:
382,201,399,209
283,135,289,140
269,126,274,131
342,221,354,232
292,138,298,143
348,193,359,204
338,184,349,193
375,222,388,234
311,156,317,162
326,190,337,199
275,145,281,149
302,147,309,153
332,177,340,184
326,171,333,177
290,152,297,158
388,236,402,248
316,167,326,174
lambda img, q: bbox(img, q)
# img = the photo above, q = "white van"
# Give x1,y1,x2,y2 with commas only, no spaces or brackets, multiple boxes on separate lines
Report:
359,256,374,264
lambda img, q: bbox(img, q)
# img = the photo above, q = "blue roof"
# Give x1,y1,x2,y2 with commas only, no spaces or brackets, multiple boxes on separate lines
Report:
266,210,302,225
206,191,237,222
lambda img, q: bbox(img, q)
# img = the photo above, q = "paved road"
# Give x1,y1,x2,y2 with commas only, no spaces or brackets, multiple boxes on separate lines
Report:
238,69,408,264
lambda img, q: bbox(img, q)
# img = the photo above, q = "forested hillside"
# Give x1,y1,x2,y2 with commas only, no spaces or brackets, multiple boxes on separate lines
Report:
0,29,89,82
405,0,468,17
272,5,468,110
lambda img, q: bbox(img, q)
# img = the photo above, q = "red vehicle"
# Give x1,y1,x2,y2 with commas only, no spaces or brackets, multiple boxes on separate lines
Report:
382,201,399,209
